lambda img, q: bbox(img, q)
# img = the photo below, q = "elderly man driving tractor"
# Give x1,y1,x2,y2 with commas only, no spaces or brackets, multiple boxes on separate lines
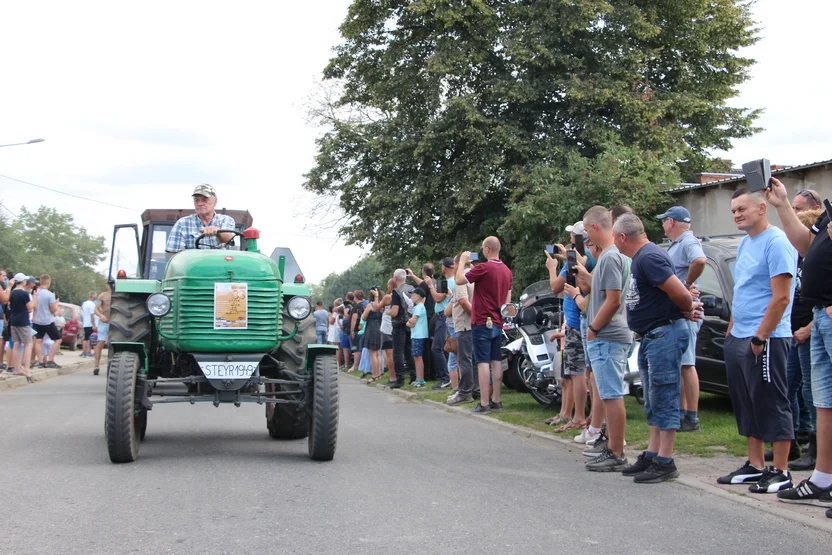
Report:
165,184,237,253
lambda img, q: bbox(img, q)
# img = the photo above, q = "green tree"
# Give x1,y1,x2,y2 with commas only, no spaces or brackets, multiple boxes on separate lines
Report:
304,0,759,275
314,255,390,305
1,205,108,304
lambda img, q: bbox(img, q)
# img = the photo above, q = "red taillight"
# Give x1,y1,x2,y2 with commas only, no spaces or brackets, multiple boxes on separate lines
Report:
117,269,127,278
294,274,304,283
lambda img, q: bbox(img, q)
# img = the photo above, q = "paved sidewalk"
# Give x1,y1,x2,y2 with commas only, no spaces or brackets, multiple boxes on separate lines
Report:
0,349,104,392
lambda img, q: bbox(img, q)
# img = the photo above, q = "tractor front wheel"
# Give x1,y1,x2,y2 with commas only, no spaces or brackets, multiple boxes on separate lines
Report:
265,383,309,440
105,351,142,463
308,353,339,461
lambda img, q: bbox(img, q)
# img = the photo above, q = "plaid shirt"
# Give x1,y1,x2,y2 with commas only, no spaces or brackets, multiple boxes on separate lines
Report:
165,213,237,253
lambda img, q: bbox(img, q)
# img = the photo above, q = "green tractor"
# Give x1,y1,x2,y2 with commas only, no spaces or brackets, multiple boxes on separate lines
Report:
105,209,338,463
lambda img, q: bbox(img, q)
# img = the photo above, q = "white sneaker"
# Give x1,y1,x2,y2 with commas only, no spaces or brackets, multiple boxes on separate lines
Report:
575,428,601,444
447,391,459,402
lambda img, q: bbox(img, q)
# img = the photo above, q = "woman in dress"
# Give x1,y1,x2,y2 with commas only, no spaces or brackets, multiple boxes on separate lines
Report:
363,287,384,382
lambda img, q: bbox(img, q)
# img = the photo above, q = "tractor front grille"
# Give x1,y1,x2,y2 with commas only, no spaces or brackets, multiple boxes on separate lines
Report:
160,279,282,352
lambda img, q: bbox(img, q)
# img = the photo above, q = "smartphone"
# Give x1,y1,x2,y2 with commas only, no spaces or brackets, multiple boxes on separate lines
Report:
824,199,832,223
545,244,556,255
469,253,479,262
435,279,448,294
573,234,585,257
742,159,772,193
566,249,577,287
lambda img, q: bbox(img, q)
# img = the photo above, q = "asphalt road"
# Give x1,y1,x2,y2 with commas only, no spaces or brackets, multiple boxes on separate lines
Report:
1,372,829,555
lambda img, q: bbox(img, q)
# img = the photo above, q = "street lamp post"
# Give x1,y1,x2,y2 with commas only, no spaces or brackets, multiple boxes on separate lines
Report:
0,138,45,148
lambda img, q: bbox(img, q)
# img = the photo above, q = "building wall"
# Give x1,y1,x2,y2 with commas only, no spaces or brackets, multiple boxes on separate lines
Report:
671,164,832,236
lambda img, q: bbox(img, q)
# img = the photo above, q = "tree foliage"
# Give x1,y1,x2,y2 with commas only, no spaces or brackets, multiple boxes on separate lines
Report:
312,255,391,306
0,205,108,304
304,0,760,283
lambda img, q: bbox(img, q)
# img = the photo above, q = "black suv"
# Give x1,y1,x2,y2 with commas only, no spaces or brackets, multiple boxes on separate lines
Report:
689,234,741,396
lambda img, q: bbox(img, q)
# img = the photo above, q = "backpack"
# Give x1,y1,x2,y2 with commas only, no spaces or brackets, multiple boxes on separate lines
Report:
393,284,415,324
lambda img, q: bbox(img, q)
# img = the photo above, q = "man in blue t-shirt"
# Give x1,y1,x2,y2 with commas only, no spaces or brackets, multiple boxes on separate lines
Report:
544,221,589,430
615,214,697,483
718,188,797,494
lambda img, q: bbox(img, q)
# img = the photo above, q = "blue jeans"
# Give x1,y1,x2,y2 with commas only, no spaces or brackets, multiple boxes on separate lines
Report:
586,338,630,399
637,320,688,431
316,331,328,345
811,308,832,409
787,338,814,433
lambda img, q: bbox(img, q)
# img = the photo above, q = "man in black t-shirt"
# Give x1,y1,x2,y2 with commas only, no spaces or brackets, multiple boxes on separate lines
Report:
614,214,697,483
389,269,415,388
8,274,36,381
766,178,832,515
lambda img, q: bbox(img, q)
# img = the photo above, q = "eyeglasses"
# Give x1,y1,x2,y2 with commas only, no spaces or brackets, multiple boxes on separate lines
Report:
796,189,821,205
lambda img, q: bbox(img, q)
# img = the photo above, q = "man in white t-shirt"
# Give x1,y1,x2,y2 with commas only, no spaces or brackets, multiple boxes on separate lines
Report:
81,291,97,357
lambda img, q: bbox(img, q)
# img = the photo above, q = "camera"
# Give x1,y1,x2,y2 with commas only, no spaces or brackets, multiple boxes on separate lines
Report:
469,252,479,262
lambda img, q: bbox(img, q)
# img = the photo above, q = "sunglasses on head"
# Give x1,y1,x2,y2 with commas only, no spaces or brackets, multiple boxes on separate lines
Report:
796,189,820,205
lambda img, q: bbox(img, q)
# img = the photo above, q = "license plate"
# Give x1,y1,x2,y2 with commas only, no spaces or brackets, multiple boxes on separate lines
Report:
501,358,509,371
197,361,259,380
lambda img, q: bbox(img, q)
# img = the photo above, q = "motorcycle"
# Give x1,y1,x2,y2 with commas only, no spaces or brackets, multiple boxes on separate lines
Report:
500,281,644,408
500,281,564,406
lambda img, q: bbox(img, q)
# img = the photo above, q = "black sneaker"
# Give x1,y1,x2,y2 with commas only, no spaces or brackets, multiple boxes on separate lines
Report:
788,441,817,471
679,420,700,432
748,466,793,494
93,368,100,376
431,381,444,390
633,459,680,484
776,479,832,507
717,461,764,485
622,452,655,476
389,380,404,389
45,361,61,369
472,403,491,415
489,401,503,410
585,449,628,472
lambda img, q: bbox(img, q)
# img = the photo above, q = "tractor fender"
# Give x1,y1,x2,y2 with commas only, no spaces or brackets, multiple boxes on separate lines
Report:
110,342,149,374
303,343,338,374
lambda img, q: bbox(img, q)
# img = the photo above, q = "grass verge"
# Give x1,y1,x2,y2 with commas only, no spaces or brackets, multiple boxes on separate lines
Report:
345,368,746,457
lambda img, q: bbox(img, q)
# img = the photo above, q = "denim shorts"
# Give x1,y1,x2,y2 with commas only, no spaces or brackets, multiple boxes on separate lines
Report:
586,339,630,399
811,307,832,409
339,332,350,349
472,324,502,364
97,322,109,343
412,338,427,357
638,319,688,431
680,318,702,367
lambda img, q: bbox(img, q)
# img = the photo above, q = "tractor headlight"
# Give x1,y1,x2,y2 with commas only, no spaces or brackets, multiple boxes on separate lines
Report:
146,293,171,317
287,296,312,320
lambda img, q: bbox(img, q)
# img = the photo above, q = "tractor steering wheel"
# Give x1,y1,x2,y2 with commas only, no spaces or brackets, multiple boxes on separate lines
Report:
194,229,244,250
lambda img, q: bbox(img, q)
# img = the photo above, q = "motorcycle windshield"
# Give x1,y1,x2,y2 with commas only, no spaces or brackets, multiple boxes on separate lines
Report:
519,281,557,306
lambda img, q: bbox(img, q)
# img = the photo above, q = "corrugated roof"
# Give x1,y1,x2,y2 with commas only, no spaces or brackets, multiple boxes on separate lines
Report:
667,158,832,194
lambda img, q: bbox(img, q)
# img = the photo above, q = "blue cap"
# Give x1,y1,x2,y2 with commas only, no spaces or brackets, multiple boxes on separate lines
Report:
656,206,691,223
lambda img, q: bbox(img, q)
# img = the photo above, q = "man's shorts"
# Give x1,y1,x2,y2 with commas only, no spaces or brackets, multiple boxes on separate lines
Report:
412,338,427,357
33,322,61,341
381,333,393,351
97,322,110,344
472,324,502,364
564,326,586,376
638,320,687,431
349,333,360,353
11,326,33,345
681,319,702,367
84,326,94,340
580,315,592,372
811,307,832,408
725,334,792,442
586,339,630,400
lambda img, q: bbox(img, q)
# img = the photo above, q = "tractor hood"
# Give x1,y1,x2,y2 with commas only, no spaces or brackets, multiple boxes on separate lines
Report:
165,249,281,281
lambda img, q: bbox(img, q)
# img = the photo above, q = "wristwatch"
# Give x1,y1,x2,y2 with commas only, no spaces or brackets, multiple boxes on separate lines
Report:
588,324,600,334
751,336,766,346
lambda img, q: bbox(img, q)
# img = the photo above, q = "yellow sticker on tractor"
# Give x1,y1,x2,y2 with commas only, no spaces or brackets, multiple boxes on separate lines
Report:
214,283,248,329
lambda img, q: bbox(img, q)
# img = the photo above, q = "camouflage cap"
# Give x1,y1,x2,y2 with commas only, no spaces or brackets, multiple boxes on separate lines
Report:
192,183,216,198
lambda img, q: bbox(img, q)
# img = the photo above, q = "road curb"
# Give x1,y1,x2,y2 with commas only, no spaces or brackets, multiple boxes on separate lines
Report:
344,372,832,533
0,359,97,392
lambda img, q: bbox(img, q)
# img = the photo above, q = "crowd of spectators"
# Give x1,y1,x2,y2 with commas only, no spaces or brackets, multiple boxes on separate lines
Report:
315,186,832,519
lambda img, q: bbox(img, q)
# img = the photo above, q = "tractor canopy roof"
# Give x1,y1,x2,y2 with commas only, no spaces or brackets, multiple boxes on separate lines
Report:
141,209,254,229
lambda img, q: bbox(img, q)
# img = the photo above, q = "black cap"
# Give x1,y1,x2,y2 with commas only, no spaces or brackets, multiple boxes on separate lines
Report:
442,257,455,268
411,287,427,299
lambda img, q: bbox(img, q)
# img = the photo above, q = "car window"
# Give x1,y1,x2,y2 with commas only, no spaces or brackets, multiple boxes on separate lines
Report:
727,258,735,279
698,263,725,302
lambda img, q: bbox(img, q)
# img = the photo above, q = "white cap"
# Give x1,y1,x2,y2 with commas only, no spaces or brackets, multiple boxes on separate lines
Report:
12,272,27,283
565,221,585,235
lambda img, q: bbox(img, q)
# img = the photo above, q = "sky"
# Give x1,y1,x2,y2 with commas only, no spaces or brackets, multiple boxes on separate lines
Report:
1,0,830,283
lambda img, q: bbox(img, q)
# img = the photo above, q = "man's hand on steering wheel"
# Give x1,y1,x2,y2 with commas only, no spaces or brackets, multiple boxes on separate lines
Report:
194,228,244,250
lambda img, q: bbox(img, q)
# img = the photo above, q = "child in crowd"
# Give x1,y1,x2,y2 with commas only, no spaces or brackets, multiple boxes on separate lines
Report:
407,287,429,388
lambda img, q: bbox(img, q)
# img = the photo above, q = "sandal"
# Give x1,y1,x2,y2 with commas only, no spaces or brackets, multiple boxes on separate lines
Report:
545,415,569,426
554,420,584,433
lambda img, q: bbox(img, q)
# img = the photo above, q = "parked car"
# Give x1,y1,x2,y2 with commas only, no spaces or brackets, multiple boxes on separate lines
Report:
58,302,83,351
669,234,740,396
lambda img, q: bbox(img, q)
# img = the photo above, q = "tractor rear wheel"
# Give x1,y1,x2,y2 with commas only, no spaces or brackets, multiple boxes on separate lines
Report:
308,353,339,461
277,314,316,374
109,293,152,358
105,351,141,463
